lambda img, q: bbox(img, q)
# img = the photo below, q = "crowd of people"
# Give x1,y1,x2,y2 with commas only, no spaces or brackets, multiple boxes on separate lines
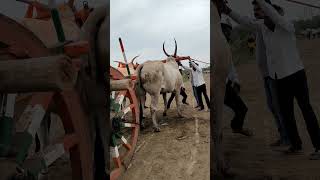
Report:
218,0,320,159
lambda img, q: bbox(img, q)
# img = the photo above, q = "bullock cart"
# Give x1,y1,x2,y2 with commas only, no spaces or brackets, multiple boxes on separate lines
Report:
109,38,140,180
0,0,110,179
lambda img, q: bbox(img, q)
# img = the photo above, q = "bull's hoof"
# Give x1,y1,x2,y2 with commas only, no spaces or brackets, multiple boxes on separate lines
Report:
178,114,184,118
153,127,161,132
163,112,167,116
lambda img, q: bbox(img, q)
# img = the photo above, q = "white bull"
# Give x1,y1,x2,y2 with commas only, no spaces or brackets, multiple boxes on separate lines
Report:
135,40,183,132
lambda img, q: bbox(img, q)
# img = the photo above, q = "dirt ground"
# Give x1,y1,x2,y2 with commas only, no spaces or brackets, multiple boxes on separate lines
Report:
3,39,320,180
222,38,320,180
119,38,320,180
119,74,211,180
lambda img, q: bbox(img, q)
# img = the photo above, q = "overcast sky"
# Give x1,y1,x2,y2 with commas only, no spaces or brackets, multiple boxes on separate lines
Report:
1,0,320,68
110,0,210,68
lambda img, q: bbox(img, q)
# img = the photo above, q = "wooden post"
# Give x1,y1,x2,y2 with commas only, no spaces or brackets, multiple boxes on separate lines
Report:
0,55,77,93
110,79,132,91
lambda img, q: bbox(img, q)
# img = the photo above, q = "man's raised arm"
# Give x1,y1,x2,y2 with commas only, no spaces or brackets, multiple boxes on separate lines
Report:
221,4,260,31
255,0,294,32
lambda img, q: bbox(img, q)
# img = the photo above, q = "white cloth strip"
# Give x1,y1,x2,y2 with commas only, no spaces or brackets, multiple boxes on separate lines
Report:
117,95,125,106
110,146,119,158
124,123,134,127
43,143,65,167
4,94,17,118
27,104,46,137
121,136,128,144
121,106,131,118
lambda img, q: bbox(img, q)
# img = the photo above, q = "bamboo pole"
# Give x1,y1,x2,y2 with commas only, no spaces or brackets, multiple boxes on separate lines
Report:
283,0,320,9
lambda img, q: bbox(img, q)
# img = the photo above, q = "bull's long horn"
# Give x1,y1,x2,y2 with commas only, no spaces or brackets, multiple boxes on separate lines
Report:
173,38,177,57
163,42,170,57
131,55,140,64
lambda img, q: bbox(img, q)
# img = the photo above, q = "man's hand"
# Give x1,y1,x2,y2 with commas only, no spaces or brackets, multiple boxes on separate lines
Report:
220,1,232,15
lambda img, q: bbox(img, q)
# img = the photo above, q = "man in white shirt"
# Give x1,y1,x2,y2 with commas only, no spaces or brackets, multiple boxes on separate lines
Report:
181,61,210,111
180,61,200,108
221,0,320,158
223,0,290,146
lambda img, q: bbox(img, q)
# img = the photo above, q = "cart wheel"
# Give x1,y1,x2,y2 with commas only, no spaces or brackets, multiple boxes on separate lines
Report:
110,87,139,180
11,92,94,180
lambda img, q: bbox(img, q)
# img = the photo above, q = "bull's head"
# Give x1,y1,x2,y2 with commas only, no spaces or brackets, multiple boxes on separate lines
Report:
114,54,140,70
163,38,178,58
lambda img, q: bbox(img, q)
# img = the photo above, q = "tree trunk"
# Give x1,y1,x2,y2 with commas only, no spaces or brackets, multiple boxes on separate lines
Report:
0,55,77,93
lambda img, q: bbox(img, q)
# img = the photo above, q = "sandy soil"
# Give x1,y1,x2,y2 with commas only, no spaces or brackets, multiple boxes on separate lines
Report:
119,38,320,180
2,38,320,180
119,74,211,180
222,38,320,180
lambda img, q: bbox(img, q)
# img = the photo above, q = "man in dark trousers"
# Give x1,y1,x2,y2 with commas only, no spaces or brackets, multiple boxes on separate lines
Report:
222,0,320,158
222,0,290,146
166,87,189,109
225,61,253,136
221,20,253,136
166,61,189,109
181,61,210,111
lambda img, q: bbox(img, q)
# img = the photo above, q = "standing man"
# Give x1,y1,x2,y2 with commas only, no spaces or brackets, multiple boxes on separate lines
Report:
166,61,189,109
221,18,253,136
181,61,210,111
222,0,320,158
225,61,253,136
180,61,200,108
221,0,290,146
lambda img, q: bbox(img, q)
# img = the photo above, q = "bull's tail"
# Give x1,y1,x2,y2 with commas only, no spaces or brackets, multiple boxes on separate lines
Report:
135,64,146,128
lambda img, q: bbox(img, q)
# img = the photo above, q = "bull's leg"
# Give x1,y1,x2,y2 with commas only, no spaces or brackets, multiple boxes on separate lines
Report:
175,89,183,118
162,93,168,117
150,94,160,132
